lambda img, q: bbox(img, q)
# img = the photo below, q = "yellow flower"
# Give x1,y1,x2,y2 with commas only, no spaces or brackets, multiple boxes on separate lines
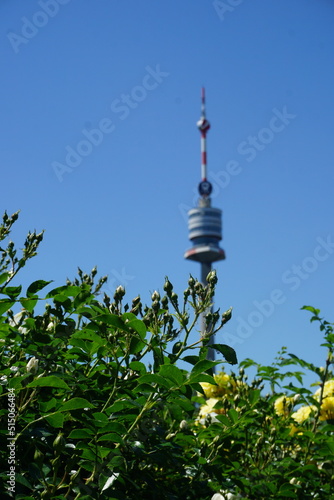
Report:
314,379,334,400
289,424,302,436
274,395,294,416
291,405,316,424
319,396,334,421
198,398,224,419
200,372,235,398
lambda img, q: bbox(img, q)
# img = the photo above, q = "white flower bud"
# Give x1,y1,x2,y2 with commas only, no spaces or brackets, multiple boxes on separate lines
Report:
26,357,39,373
151,290,160,301
179,420,188,431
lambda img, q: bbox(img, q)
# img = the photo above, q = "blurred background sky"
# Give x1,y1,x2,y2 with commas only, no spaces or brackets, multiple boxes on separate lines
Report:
1,0,334,387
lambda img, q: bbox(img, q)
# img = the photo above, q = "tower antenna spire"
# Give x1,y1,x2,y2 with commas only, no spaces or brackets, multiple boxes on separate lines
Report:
197,87,211,183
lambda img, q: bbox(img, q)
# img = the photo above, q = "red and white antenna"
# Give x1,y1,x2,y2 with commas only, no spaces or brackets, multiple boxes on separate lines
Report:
197,88,212,197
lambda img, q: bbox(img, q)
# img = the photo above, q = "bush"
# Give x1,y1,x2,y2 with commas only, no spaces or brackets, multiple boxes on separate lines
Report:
0,212,333,500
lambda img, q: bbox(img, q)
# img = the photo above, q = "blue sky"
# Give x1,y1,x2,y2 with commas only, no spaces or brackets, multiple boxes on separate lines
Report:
1,0,334,387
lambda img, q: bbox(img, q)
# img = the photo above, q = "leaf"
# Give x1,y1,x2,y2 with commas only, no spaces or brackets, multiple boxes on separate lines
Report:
228,408,239,423
96,314,128,330
159,364,185,387
27,376,70,389
191,359,219,376
211,343,238,365
129,337,146,354
248,389,261,406
126,318,147,339
68,429,94,439
19,297,38,312
182,355,199,366
301,305,320,316
187,373,216,387
108,400,138,413
97,433,123,443
39,397,57,413
101,473,119,491
45,412,64,428
137,373,173,389
216,414,232,427
129,361,147,375
0,272,10,285
59,397,94,411
73,290,94,308
0,299,15,315
26,280,53,297
1,285,22,299
46,285,82,299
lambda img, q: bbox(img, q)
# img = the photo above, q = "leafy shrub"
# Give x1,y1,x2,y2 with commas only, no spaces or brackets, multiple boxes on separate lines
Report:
0,212,333,500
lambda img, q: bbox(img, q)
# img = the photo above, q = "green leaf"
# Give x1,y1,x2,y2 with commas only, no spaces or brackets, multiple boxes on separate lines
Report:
137,373,173,389
1,285,22,299
46,285,82,299
216,414,232,427
129,361,147,375
182,355,199,366
96,314,128,330
108,400,138,413
92,412,109,427
249,389,261,406
26,280,53,297
0,299,15,315
191,359,219,376
301,305,320,316
211,343,238,365
129,336,146,354
0,272,10,285
126,318,147,339
97,433,123,443
187,373,216,387
159,364,185,387
60,397,94,411
68,428,94,439
73,290,93,308
39,397,57,413
27,376,70,389
19,297,38,312
45,412,65,428
228,408,239,423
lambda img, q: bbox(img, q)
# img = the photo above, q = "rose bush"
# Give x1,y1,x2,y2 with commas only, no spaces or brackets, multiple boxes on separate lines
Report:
0,212,333,500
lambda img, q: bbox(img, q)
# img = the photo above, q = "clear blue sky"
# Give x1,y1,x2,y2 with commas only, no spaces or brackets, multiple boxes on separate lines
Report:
1,0,334,387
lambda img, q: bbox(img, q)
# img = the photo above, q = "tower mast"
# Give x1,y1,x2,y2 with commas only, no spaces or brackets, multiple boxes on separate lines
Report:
184,88,225,362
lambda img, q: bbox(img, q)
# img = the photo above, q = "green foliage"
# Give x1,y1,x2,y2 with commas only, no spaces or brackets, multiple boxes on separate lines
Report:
0,212,333,500
0,212,236,499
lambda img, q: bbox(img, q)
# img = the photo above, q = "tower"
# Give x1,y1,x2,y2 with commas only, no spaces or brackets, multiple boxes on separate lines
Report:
184,88,225,360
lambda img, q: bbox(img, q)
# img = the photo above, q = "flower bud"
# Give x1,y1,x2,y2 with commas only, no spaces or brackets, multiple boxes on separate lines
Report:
188,275,196,288
206,269,218,286
179,420,188,431
114,285,125,301
152,300,160,313
163,278,173,295
161,296,168,309
151,290,160,302
293,394,300,404
26,357,39,373
222,307,232,323
171,292,178,307
53,433,65,454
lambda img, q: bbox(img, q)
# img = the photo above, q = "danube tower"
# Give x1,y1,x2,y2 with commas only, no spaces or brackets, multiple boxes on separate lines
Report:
184,88,225,359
